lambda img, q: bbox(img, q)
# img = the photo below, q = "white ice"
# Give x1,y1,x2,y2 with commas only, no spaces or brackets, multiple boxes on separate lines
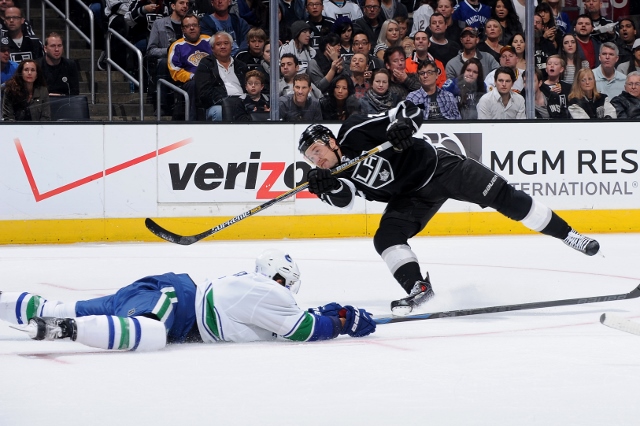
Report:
1,233,640,425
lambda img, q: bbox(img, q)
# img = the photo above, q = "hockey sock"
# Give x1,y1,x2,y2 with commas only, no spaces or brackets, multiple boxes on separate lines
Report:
0,292,76,325
74,315,167,351
494,187,571,240
381,244,423,293
521,198,571,239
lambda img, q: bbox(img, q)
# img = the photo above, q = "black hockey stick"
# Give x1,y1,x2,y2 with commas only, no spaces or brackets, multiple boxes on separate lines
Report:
146,141,394,245
374,284,640,324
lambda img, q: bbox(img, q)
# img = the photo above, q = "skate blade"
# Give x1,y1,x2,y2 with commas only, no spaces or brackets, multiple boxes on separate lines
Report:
9,324,31,333
391,304,413,317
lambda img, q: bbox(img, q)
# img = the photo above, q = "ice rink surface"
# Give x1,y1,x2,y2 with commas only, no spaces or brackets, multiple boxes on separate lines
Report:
1,233,640,425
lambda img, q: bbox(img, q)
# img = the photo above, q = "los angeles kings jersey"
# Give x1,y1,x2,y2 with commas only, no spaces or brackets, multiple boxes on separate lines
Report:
320,101,439,208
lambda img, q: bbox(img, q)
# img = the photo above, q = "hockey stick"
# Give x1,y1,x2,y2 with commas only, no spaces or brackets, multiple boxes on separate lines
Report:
600,313,640,336
145,141,394,245
374,284,640,324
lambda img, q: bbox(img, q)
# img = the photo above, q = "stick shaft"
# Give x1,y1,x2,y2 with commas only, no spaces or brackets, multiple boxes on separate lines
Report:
375,284,640,324
146,141,393,245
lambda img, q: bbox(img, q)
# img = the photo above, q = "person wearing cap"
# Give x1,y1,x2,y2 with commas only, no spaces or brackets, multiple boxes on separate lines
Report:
483,45,523,93
477,66,525,119
610,71,640,119
593,42,627,99
1,36,18,86
444,26,499,81
279,20,316,74
616,38,640,76
200,0,250,56
451,0,490,33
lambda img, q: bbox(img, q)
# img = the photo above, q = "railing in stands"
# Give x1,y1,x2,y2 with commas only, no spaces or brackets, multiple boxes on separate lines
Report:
157,79,188,122
106,28,144,121
29,0,96,105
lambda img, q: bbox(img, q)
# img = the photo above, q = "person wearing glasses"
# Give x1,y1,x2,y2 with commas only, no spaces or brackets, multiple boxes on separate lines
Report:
610,71,640,119
305,0,335,55
353,0,385,54
567,67,616,119
406,59,460,120
2,7,42,62
168,14,212,120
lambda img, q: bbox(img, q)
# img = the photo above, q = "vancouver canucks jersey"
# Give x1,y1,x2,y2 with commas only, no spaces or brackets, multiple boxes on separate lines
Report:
321,101,438,207
194,272,337,343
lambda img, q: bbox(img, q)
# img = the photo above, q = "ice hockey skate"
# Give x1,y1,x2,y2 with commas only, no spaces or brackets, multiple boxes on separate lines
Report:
11,317,77,341
391,275,435,316
563,229,600,256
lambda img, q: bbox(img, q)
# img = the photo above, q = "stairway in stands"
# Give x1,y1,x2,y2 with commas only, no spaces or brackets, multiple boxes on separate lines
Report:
29,3,169,121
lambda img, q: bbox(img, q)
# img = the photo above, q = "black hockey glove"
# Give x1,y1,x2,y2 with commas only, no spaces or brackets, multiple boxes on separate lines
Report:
307,168,341,195
339,306,376,338
386,117,415,152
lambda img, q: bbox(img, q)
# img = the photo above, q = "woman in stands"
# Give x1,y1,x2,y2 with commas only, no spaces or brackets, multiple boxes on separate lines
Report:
568,68,616,119
2,59,50,121
560,33,589,85
374,19,402,60
320,75,360,120
332,17,354,56
359,68,401,114
492,0,523,46
477,19,504,62
442,57,486,120
510,33,526,71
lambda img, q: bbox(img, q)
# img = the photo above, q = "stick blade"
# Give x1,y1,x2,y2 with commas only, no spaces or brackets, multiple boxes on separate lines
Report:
144,218,211,245
600,313,640,336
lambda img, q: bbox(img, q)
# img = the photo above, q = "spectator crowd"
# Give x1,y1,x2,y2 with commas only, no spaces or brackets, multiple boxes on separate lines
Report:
2,0,640,121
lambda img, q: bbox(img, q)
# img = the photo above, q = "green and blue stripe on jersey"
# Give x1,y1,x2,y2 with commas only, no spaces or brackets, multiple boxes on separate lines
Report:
283,312,342,342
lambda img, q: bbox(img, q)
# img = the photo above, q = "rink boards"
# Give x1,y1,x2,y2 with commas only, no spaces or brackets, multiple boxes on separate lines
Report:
0,121,639,244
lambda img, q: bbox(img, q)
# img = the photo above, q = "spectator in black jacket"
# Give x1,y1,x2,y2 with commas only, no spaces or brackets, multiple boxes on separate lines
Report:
195,32,248,121
38,32,79,96
610,71,640,119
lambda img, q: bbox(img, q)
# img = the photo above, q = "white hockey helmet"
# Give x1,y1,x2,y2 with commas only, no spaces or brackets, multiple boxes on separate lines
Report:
255,249,302,294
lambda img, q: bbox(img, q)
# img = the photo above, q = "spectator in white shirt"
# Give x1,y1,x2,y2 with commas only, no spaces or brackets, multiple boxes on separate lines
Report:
477,66,525,119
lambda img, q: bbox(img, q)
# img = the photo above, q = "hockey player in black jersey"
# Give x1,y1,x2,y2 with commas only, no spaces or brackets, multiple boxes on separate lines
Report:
298,101,600,315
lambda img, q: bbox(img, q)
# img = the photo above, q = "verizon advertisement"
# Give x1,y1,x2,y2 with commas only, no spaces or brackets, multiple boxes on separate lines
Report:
0,122,638,221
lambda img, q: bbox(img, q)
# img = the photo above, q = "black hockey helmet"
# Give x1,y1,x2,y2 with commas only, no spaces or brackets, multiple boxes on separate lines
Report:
298,124,335,155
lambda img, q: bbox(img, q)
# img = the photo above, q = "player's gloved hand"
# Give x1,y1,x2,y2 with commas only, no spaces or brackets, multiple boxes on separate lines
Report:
386,117,415,152
308,302,343,317
307,168,341,195
339,306,376,337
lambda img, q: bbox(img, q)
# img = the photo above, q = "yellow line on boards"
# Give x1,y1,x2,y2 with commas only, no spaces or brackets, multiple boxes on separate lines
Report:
1,210,639,245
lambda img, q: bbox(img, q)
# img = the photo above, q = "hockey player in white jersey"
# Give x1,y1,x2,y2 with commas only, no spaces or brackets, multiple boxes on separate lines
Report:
0,249,376,351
